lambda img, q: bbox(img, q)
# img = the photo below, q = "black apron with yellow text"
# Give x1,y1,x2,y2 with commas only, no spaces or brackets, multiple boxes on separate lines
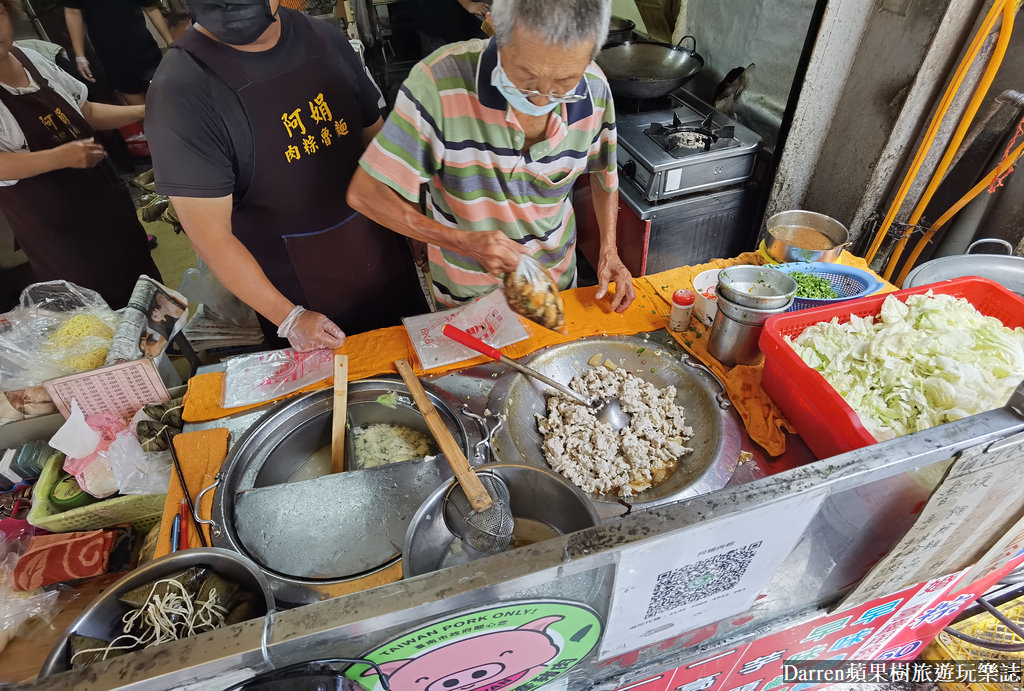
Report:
0,47,161,309
174,15,426,337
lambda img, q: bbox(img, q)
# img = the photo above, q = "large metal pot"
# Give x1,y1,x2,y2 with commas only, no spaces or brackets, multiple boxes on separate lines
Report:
765,210,850,263
606,16,635,44
596,36,703,100
488,336,741,513
204,379,485,605
40,548,274,677
904,239,1024,295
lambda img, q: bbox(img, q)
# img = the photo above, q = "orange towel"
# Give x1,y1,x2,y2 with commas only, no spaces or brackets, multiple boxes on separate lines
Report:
153,429,228,559
643,252,896,456
181,254,894,457
183,283,668,423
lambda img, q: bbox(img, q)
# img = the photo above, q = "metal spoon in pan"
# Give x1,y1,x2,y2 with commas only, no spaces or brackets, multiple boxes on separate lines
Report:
441,324,630,432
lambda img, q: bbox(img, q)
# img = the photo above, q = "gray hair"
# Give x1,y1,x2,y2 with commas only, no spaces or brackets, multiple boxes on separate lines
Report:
491,0,611,58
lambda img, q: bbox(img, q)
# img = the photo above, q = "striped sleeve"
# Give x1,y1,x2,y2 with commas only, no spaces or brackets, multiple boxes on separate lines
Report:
359,62,445,203
584,69,619,194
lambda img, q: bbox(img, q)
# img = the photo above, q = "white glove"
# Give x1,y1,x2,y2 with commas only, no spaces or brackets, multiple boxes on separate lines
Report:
277,305,345,352
75,56,96,83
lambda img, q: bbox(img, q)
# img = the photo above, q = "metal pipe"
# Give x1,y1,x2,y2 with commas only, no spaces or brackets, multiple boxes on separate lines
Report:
885,0,1017,281
864,0,1008,265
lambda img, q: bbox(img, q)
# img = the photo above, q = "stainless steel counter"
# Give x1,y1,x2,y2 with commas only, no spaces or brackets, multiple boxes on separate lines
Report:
23,341,1024,691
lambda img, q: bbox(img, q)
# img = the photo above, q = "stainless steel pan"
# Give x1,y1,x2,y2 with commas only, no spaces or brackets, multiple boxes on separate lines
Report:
596,36,704,100
904,239,1024,295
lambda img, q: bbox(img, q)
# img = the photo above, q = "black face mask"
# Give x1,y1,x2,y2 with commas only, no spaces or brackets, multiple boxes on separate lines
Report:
189,0,275,46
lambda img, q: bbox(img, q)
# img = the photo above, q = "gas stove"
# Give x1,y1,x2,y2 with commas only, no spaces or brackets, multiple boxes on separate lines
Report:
617,89,761,203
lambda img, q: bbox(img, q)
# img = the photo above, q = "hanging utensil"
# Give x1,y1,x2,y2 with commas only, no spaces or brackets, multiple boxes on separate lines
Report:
331,354,348,474
394,359,514,553
441,324,631,432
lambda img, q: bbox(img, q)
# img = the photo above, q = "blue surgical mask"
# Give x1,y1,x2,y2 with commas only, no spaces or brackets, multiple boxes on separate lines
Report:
491,57,559,117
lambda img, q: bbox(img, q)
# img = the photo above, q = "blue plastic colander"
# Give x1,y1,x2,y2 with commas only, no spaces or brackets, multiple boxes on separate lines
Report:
774,262,885,311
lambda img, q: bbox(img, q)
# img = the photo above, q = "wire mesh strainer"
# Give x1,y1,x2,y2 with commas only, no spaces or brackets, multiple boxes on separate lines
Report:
443,472,514,554
773,262,885,311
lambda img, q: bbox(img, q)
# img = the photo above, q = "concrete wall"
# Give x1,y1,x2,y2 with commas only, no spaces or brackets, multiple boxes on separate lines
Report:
674,0,817,153
801,0,962,231
764,0,1001,251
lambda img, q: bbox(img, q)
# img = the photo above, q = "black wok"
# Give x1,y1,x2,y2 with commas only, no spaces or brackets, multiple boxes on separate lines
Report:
596,35,704,100
606,16,635,44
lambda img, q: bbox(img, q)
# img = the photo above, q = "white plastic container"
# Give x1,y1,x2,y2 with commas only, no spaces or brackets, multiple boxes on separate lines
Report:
692,268,721,326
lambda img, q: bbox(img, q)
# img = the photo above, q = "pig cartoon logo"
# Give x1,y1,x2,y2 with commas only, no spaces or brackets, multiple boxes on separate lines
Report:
362,615,564,691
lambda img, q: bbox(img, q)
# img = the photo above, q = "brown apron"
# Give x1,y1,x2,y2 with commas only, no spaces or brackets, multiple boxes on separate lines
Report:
0,47,160,309
174,15,426,338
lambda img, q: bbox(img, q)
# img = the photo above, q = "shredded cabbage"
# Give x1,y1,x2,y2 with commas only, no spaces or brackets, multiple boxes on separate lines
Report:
786,291,1024,441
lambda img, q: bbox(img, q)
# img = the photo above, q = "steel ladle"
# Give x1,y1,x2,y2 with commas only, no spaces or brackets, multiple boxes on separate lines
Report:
441,324,631,431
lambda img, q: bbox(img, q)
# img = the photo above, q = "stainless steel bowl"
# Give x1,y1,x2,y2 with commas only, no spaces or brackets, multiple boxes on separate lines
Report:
403,464,600,577
39,548,274,678
716,265,797,309
766,210,850,263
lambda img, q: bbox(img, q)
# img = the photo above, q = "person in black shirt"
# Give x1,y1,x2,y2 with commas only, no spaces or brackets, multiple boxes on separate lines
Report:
412,0,488,56
62,0,173,104
146,0,426,351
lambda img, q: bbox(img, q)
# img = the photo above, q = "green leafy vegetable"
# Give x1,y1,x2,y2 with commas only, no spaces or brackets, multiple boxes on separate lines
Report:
376,393,398,409
637,347,646,354
791,271,839,299
787,292,1024,441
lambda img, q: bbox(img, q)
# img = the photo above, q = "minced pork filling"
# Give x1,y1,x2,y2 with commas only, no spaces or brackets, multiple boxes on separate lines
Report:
537,366,693,497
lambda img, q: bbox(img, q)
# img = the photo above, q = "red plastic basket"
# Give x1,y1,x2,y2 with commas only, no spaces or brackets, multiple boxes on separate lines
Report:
759,277,1024,459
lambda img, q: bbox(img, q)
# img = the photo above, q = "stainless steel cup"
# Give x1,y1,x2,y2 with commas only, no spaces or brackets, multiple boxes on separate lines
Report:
708,293,793,366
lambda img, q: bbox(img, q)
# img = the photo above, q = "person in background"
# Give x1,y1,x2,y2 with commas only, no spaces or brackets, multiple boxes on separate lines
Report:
412,0,489,57
348,0,636,313
0,0,161,309
146,0,426,351
62,0,173,105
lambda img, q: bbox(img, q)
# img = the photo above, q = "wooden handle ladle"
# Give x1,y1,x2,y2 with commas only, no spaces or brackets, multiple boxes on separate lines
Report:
394,358,492,513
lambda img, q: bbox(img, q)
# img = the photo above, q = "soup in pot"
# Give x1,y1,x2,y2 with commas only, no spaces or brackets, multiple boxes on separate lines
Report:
771,225,836,251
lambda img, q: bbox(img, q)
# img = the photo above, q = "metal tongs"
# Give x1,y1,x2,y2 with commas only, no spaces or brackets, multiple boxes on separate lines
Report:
442,325,630,431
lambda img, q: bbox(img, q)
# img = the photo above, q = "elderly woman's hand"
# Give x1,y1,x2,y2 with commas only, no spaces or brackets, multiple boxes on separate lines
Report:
461,230,528,277
596,253,636,313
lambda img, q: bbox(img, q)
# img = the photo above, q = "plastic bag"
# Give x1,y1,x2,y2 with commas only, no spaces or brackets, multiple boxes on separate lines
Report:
0,526,60,654
402,289,530,369
108,433,171,495
503,256,566,333
178,257,257,327
0,281,120,392
55,409,125,499
222,347,334,408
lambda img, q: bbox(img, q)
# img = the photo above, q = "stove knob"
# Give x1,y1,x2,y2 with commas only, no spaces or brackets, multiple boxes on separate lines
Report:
621,159,636,179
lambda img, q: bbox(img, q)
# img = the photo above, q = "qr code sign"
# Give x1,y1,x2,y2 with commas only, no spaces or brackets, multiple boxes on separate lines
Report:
645,541,763,619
